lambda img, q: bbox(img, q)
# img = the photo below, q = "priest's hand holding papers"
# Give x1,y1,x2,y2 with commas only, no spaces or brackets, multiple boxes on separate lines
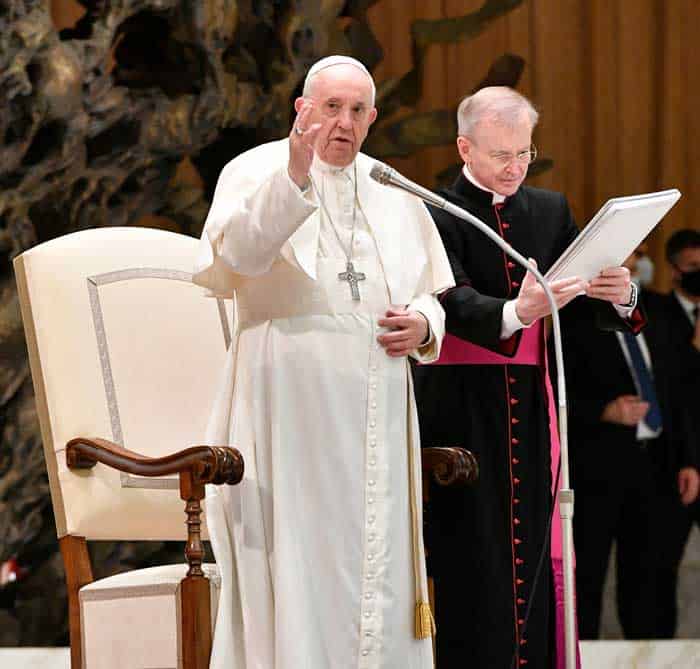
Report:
513,189,681,325
545,189,682,284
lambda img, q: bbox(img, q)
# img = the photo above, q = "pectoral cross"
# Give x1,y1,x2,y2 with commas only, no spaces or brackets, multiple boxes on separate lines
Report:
338,261,366,301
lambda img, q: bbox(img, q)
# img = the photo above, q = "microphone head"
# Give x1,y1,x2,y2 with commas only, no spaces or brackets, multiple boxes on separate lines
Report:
369,162,393,185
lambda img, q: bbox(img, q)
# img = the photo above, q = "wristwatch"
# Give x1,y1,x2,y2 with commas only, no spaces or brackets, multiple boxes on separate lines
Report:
621,281,637,308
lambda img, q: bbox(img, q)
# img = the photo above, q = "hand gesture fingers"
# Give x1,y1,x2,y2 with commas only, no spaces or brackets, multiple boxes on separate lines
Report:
377,310,428,356
291,102,314,137
515,259,586,325
518,258,538,290
377,329,413,345
586,266,632,304
602,395,648,425
552,279,588,310
619,396,649,424
288,102,321,188
551,276,588,293
679,467,700,506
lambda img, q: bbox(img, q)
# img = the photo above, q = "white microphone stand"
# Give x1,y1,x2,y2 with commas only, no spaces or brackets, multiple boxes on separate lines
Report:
370,163,577,669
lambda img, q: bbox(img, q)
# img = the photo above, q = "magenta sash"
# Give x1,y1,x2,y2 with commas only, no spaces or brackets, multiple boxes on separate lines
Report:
433,326,541,366
430,321,580,667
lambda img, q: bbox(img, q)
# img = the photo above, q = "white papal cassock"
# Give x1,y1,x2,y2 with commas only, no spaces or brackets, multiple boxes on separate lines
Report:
194,138,454,669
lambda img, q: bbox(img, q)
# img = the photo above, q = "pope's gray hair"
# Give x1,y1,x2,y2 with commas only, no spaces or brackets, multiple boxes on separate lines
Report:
457,86,539,136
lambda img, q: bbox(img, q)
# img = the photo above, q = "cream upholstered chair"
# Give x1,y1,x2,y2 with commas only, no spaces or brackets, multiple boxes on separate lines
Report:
14,227,243,669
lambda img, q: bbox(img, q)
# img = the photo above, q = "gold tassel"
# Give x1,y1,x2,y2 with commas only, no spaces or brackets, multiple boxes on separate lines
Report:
414,600,436,639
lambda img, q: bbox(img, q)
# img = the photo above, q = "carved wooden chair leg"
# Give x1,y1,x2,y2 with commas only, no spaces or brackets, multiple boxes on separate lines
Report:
421,446,479,665
59,536,93,669
180,469,212,669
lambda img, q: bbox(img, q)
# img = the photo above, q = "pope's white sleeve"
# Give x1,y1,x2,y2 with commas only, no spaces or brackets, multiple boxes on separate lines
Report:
408,293,445,363
404,199,454,363
206,165,317,277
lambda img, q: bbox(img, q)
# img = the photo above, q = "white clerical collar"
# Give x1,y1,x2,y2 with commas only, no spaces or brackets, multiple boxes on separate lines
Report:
673,290,699,323
462,164,506,205
312,154,355,178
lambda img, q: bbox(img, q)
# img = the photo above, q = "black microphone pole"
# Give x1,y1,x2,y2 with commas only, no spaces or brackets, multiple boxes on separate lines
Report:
370,162,577,669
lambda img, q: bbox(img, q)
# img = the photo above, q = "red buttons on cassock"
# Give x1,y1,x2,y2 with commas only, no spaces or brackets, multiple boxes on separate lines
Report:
512,458,520,465
514,538,522,545
508,262,515,269
511,281,520,288
516,558,524,565
512,437,520,445
502,223,511,230
514,498,521,504
514,518,521,525
517,598,526,605
511,417,520,424
509,376,516,384
516,578,524,585
513,477,521,485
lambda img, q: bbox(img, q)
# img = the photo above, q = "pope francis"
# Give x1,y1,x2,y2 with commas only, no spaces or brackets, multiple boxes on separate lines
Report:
194,55,454,669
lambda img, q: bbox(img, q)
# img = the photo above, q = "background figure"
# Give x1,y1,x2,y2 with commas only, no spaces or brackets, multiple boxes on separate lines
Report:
559,246,698,639
413,86,642,669
194,56,453,669
650,230,700,638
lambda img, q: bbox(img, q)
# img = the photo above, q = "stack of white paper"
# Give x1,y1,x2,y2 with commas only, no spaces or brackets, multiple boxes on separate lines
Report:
545,189,681,282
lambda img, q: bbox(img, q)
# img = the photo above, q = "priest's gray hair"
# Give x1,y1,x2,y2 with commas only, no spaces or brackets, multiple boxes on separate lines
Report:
457,86,539,136
303,55,376,106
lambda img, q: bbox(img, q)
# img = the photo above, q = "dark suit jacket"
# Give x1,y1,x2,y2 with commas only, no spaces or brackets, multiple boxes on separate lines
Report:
560,290,697,488
644,291,700,477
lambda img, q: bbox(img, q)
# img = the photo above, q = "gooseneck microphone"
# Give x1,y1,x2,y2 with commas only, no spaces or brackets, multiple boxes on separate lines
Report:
370,161,578,669
369,162,449,209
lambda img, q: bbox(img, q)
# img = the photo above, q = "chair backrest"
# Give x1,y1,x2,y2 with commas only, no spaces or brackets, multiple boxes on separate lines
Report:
14,227,231,541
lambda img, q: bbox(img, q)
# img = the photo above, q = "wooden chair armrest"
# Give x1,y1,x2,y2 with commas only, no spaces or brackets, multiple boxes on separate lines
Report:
65,437,244,669
66,437,244,486
421,446,478,487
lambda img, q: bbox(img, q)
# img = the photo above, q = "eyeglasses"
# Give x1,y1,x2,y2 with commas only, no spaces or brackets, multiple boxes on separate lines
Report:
465,137,538,166
486,145,538,166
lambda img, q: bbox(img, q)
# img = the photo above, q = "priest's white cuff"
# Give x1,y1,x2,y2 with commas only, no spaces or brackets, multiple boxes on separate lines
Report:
500,299,532,339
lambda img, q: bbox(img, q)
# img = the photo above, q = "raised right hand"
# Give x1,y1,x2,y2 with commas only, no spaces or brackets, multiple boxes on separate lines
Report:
601,395,649,426
288,101,322,190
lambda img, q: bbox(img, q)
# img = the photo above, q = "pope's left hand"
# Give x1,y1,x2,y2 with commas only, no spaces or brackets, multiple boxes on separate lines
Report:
586,266,633,305
377,308,429,357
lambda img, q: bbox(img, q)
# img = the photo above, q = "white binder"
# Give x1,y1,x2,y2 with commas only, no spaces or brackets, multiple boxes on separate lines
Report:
545,189,682,282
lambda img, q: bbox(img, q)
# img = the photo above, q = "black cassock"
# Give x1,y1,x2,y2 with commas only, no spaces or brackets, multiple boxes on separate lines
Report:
413,173,642,669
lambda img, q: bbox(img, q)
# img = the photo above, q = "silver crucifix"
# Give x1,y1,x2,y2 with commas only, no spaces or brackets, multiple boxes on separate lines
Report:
338,261,366,301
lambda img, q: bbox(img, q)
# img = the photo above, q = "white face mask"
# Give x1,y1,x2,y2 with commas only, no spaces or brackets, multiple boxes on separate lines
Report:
634,255,655,286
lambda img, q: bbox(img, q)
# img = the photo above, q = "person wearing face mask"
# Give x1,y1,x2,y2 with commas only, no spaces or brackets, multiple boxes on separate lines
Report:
553,244,697,642
628,241,656,287
649,228,700,638
194,56,454,669
635,252,655,287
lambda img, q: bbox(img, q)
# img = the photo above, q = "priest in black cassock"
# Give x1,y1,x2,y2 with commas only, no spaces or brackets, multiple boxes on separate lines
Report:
412,87,645,669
